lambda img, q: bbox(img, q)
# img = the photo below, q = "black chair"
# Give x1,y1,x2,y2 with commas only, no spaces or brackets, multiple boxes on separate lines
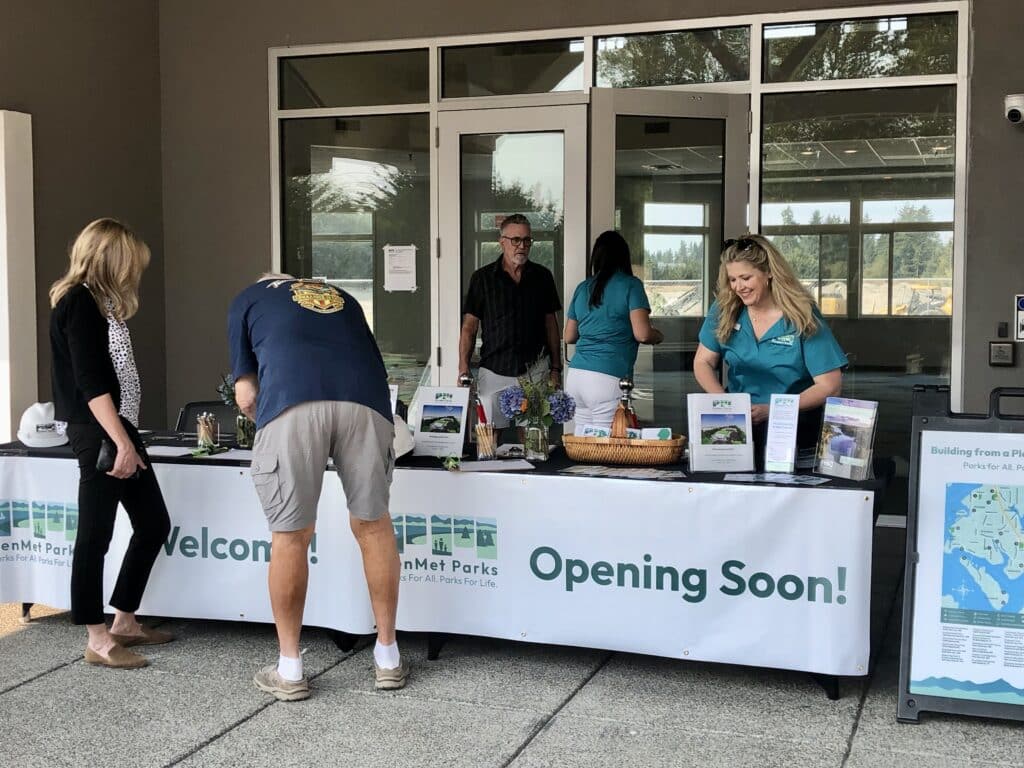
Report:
175,401,237,433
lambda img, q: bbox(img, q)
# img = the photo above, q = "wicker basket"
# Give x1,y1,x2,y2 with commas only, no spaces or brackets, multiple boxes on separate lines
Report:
562,434,686,466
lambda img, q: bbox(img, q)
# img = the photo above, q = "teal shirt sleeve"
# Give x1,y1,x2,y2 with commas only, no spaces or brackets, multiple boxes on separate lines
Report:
802,308,848,376
627,276,651,312
698,301,722,353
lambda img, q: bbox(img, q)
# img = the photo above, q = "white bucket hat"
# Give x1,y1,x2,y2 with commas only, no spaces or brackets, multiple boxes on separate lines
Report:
17,402,68,448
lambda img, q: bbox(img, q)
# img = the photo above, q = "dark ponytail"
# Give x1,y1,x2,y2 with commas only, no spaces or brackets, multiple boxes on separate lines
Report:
588,230,633,308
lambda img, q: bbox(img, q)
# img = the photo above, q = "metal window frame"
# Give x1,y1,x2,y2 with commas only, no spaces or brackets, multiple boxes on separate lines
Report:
268,0,970,408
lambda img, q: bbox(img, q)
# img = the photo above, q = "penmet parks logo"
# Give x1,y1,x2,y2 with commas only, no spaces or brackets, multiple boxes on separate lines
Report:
0,499,78,563
393,513,498,589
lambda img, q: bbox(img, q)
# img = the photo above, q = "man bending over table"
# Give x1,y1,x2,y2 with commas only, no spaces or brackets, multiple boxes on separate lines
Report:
227,273,405,700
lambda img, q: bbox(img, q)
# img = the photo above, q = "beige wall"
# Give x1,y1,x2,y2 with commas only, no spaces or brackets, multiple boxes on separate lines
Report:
0,1,166,426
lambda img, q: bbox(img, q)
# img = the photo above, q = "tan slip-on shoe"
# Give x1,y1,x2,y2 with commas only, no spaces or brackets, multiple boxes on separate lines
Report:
84,644,149,669
110,626,174,647
374,659,410,690
253,664,310,701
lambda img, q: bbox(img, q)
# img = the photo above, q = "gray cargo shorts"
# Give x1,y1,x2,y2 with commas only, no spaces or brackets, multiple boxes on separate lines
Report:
250,401,395,531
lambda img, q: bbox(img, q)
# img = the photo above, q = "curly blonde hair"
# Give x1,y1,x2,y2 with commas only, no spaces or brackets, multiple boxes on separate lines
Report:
713,233,817,344
49,219,150,320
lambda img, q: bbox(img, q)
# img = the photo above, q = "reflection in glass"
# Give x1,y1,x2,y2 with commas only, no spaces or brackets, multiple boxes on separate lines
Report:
761,86,956,463
443,40,583,98
614,114,726,432
596,27,749,87
459,131,565,343
763,12,956,83
279,50,429,109
280,115,431,403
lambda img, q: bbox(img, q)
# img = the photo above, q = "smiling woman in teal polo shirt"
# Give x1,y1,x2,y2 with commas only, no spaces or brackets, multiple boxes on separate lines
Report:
694,234,846,466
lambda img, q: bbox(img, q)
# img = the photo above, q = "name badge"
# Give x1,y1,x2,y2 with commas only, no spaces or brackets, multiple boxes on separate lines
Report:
770,334,796,347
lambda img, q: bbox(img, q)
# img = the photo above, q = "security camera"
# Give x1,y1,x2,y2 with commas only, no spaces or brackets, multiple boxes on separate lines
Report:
1006,94,1024,124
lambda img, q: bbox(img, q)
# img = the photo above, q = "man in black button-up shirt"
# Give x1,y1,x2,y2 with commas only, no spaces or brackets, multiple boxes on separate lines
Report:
459,214,562,427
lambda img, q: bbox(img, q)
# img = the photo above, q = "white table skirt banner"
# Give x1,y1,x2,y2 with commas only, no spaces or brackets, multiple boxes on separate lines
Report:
0,456,874,675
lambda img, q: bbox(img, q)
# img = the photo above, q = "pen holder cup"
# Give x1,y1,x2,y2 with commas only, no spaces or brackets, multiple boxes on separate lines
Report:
475,423,497,460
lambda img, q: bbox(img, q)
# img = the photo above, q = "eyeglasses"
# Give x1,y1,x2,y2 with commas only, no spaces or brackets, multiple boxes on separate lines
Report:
722,237,756,252
501,236,534,248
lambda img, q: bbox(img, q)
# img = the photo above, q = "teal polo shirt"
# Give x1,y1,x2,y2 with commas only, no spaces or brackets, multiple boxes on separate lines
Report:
698,301,847,404
568,272,651,379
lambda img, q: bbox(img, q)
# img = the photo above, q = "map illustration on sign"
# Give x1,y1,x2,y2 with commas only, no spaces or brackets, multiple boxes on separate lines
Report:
942,483,1024,623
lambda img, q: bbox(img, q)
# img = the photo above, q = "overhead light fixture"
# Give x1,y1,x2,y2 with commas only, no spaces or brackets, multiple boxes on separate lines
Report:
843,149,858,154
800,150,815,156
932,145,950,152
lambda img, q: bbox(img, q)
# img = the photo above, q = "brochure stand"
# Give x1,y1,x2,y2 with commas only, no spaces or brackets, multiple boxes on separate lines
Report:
898,385,1024,724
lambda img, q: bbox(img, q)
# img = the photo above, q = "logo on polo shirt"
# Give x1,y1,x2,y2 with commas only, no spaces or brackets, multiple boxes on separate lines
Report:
770,334,796,347
290,280,345,314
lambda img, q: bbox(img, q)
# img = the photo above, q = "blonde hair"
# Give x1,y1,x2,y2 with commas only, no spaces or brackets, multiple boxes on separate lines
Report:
713,233,817,344
49,219,150,320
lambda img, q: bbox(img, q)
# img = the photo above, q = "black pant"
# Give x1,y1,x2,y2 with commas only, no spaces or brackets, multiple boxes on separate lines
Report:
66,420,171,625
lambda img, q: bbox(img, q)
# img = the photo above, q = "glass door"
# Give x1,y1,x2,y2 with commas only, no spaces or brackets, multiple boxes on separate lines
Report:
437,106,587,387
590,88,749,431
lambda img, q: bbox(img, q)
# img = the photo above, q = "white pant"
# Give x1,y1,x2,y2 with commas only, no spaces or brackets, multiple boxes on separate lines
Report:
565,367,621,433
477,360,549,429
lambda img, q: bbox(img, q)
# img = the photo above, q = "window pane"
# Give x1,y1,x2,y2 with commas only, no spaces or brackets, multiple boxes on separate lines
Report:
644,203,705,227
596,27,749,87
443,39,583,98
892,231,952,316
280,114,431,402
279,51,429,109
643,234,705,317
763,12,956,83
762,86,956,465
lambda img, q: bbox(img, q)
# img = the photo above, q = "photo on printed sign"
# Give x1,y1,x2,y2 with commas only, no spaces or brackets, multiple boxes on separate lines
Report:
431,515,453,556
47,502,64,532
405,515,427,546
31,502,47,538
420,404,462,435
392,515,404,554
65,504,78,541
700,413,747,445
12,501,29,532
454,518,475,549
0,501,10,536
476,517,497,560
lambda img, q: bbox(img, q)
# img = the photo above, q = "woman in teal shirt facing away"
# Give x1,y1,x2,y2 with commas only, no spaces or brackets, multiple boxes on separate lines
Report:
694,234,846,465
564,231,662,431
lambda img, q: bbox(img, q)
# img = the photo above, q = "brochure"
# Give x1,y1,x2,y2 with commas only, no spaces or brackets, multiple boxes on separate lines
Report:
764,394,800,473
814,397,878,481
686,393,754,472
412,386,470,458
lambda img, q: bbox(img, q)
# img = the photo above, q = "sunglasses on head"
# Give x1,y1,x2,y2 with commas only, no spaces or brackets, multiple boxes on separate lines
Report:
722,237,757,252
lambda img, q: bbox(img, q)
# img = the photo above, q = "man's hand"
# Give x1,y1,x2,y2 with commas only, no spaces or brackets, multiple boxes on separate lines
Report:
549,369,562,388
235,374,258,421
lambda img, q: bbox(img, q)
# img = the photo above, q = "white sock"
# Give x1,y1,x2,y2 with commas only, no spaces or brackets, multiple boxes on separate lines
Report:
277,654,303,682
373,640,400,670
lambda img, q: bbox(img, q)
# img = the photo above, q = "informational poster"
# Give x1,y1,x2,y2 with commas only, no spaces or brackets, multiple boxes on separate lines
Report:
765,394,800,473
910,430,1024,707
383,244,417,292
686,393,754,472
412,386,470,457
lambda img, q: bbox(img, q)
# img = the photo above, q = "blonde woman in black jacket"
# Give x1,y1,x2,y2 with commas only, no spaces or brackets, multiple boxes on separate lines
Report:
49,218,172,668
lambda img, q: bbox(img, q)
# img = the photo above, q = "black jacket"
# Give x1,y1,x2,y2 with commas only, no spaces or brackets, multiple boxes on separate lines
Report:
50,283,120,424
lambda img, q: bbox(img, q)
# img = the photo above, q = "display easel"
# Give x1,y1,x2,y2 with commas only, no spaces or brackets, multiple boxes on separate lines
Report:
898,385,1024,723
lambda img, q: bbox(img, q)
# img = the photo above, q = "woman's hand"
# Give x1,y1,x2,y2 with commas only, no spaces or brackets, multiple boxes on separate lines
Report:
750,403,770,425
110,440,147,479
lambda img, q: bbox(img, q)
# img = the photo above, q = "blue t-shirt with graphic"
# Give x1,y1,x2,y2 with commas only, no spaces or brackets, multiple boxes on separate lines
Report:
567,272,651,379
698,300,847,404
227,279,392,429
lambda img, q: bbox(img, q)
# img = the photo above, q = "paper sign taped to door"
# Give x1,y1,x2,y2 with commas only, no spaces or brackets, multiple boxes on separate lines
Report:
384,244,417,292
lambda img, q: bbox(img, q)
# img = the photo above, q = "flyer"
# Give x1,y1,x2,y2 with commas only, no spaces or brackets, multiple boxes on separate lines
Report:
814,397,878,481
910,430,1024,707
764,393,800,473
686,393,753,472
412,386,470,458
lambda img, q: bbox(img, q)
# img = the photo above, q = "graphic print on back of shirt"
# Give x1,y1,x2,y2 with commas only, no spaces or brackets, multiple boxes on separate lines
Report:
290,280,345,314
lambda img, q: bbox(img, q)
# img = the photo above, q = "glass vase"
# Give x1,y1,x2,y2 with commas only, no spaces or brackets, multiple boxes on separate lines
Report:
523,420,550,462
235,413,256,449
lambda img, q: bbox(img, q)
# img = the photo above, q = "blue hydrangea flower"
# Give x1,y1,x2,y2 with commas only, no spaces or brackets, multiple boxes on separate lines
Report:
498,385,526,421
547,390,575,424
